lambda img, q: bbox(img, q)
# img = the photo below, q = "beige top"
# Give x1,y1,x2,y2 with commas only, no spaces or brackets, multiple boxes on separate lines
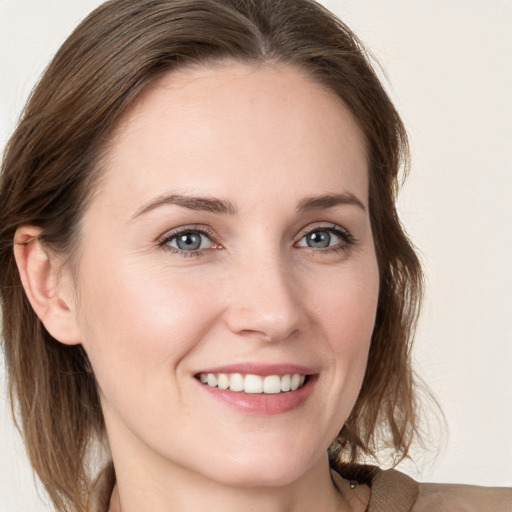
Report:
332,463,512,512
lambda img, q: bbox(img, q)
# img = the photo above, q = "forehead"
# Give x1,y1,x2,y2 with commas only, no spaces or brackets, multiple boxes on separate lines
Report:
97,62,368,215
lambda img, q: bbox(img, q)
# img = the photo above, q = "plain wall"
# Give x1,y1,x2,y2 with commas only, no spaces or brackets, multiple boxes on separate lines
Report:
1,0,511,510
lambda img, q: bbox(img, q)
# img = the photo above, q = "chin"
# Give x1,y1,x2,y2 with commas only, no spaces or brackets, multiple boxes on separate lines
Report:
196,448,317,489
212,467,303,489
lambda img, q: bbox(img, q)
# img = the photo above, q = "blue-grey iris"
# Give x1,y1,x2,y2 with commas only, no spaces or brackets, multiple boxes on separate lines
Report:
306,230,331,248
176,232,202,250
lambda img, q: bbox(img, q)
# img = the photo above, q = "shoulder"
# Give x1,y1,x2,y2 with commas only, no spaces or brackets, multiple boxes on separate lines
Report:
413,481,512,512
331,462,512,512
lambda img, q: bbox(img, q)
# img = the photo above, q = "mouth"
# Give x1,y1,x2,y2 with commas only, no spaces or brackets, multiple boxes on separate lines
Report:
194,365,317,415
196,372,309,394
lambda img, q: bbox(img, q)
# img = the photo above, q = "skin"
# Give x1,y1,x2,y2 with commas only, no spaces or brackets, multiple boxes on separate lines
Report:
15,62,378,512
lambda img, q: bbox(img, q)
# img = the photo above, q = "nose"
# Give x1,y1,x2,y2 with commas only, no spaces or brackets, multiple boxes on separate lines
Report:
224,251,309,343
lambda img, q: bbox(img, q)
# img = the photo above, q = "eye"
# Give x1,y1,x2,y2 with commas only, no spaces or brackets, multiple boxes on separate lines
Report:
159,227,217,253
296,225,353,250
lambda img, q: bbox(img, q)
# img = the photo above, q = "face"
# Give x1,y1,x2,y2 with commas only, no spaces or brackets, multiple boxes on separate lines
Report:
70,63,379,487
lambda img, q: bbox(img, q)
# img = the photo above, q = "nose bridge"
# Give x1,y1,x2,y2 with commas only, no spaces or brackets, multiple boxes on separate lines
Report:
225,243,306,341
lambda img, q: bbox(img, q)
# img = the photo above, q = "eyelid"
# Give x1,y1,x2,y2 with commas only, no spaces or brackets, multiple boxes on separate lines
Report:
157,224,210,241
295,222,354,243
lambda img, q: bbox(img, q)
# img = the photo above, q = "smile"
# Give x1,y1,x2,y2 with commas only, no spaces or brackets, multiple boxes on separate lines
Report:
198,372,307,394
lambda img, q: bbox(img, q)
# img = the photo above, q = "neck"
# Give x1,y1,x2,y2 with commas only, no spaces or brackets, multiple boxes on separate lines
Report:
108,452,355,512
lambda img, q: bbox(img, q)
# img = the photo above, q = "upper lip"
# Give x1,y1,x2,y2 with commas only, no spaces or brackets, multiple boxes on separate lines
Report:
195,363,316,377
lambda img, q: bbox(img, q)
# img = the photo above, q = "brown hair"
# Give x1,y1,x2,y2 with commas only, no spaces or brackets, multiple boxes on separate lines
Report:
0,0,423,510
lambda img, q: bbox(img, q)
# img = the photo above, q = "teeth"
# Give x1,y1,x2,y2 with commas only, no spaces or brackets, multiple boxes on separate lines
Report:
280,374,291,392
229,373,244,392
217,373,229,390
244,374,263,394
290,373,301,391
263,375,281,394
198,372,308,394
207,373,218,387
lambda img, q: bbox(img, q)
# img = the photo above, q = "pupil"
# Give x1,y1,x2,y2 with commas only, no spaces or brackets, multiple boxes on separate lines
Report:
307,230,330,248
177,232,201,250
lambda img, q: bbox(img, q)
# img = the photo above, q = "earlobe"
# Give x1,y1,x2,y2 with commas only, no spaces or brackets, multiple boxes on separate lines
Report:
13,226,82,345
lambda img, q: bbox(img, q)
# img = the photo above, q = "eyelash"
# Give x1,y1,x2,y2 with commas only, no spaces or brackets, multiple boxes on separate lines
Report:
157,224,356,257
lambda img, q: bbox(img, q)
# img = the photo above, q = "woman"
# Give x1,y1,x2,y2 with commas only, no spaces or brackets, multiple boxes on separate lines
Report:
0,0,510,511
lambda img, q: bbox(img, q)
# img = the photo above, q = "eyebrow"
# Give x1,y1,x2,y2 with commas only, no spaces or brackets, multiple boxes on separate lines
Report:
131,191,366,221
296,193,366,213
130,194,238,220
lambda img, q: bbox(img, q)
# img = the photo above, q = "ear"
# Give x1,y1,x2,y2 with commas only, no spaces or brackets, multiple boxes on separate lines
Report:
13,225,82,345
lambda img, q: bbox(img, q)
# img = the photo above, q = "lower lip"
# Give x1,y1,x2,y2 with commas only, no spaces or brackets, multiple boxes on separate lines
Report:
197,376,317,415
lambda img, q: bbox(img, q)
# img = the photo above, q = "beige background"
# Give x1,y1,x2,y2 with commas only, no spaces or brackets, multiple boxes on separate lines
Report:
1,1,511,510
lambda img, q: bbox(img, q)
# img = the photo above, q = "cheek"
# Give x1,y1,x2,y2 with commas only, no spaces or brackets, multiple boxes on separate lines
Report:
75,259,219,390
315,260,379,349
310,254,379,398
293,255,379,444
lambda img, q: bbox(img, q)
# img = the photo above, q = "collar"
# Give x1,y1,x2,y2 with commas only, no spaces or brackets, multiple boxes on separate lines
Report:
331,463,419,512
